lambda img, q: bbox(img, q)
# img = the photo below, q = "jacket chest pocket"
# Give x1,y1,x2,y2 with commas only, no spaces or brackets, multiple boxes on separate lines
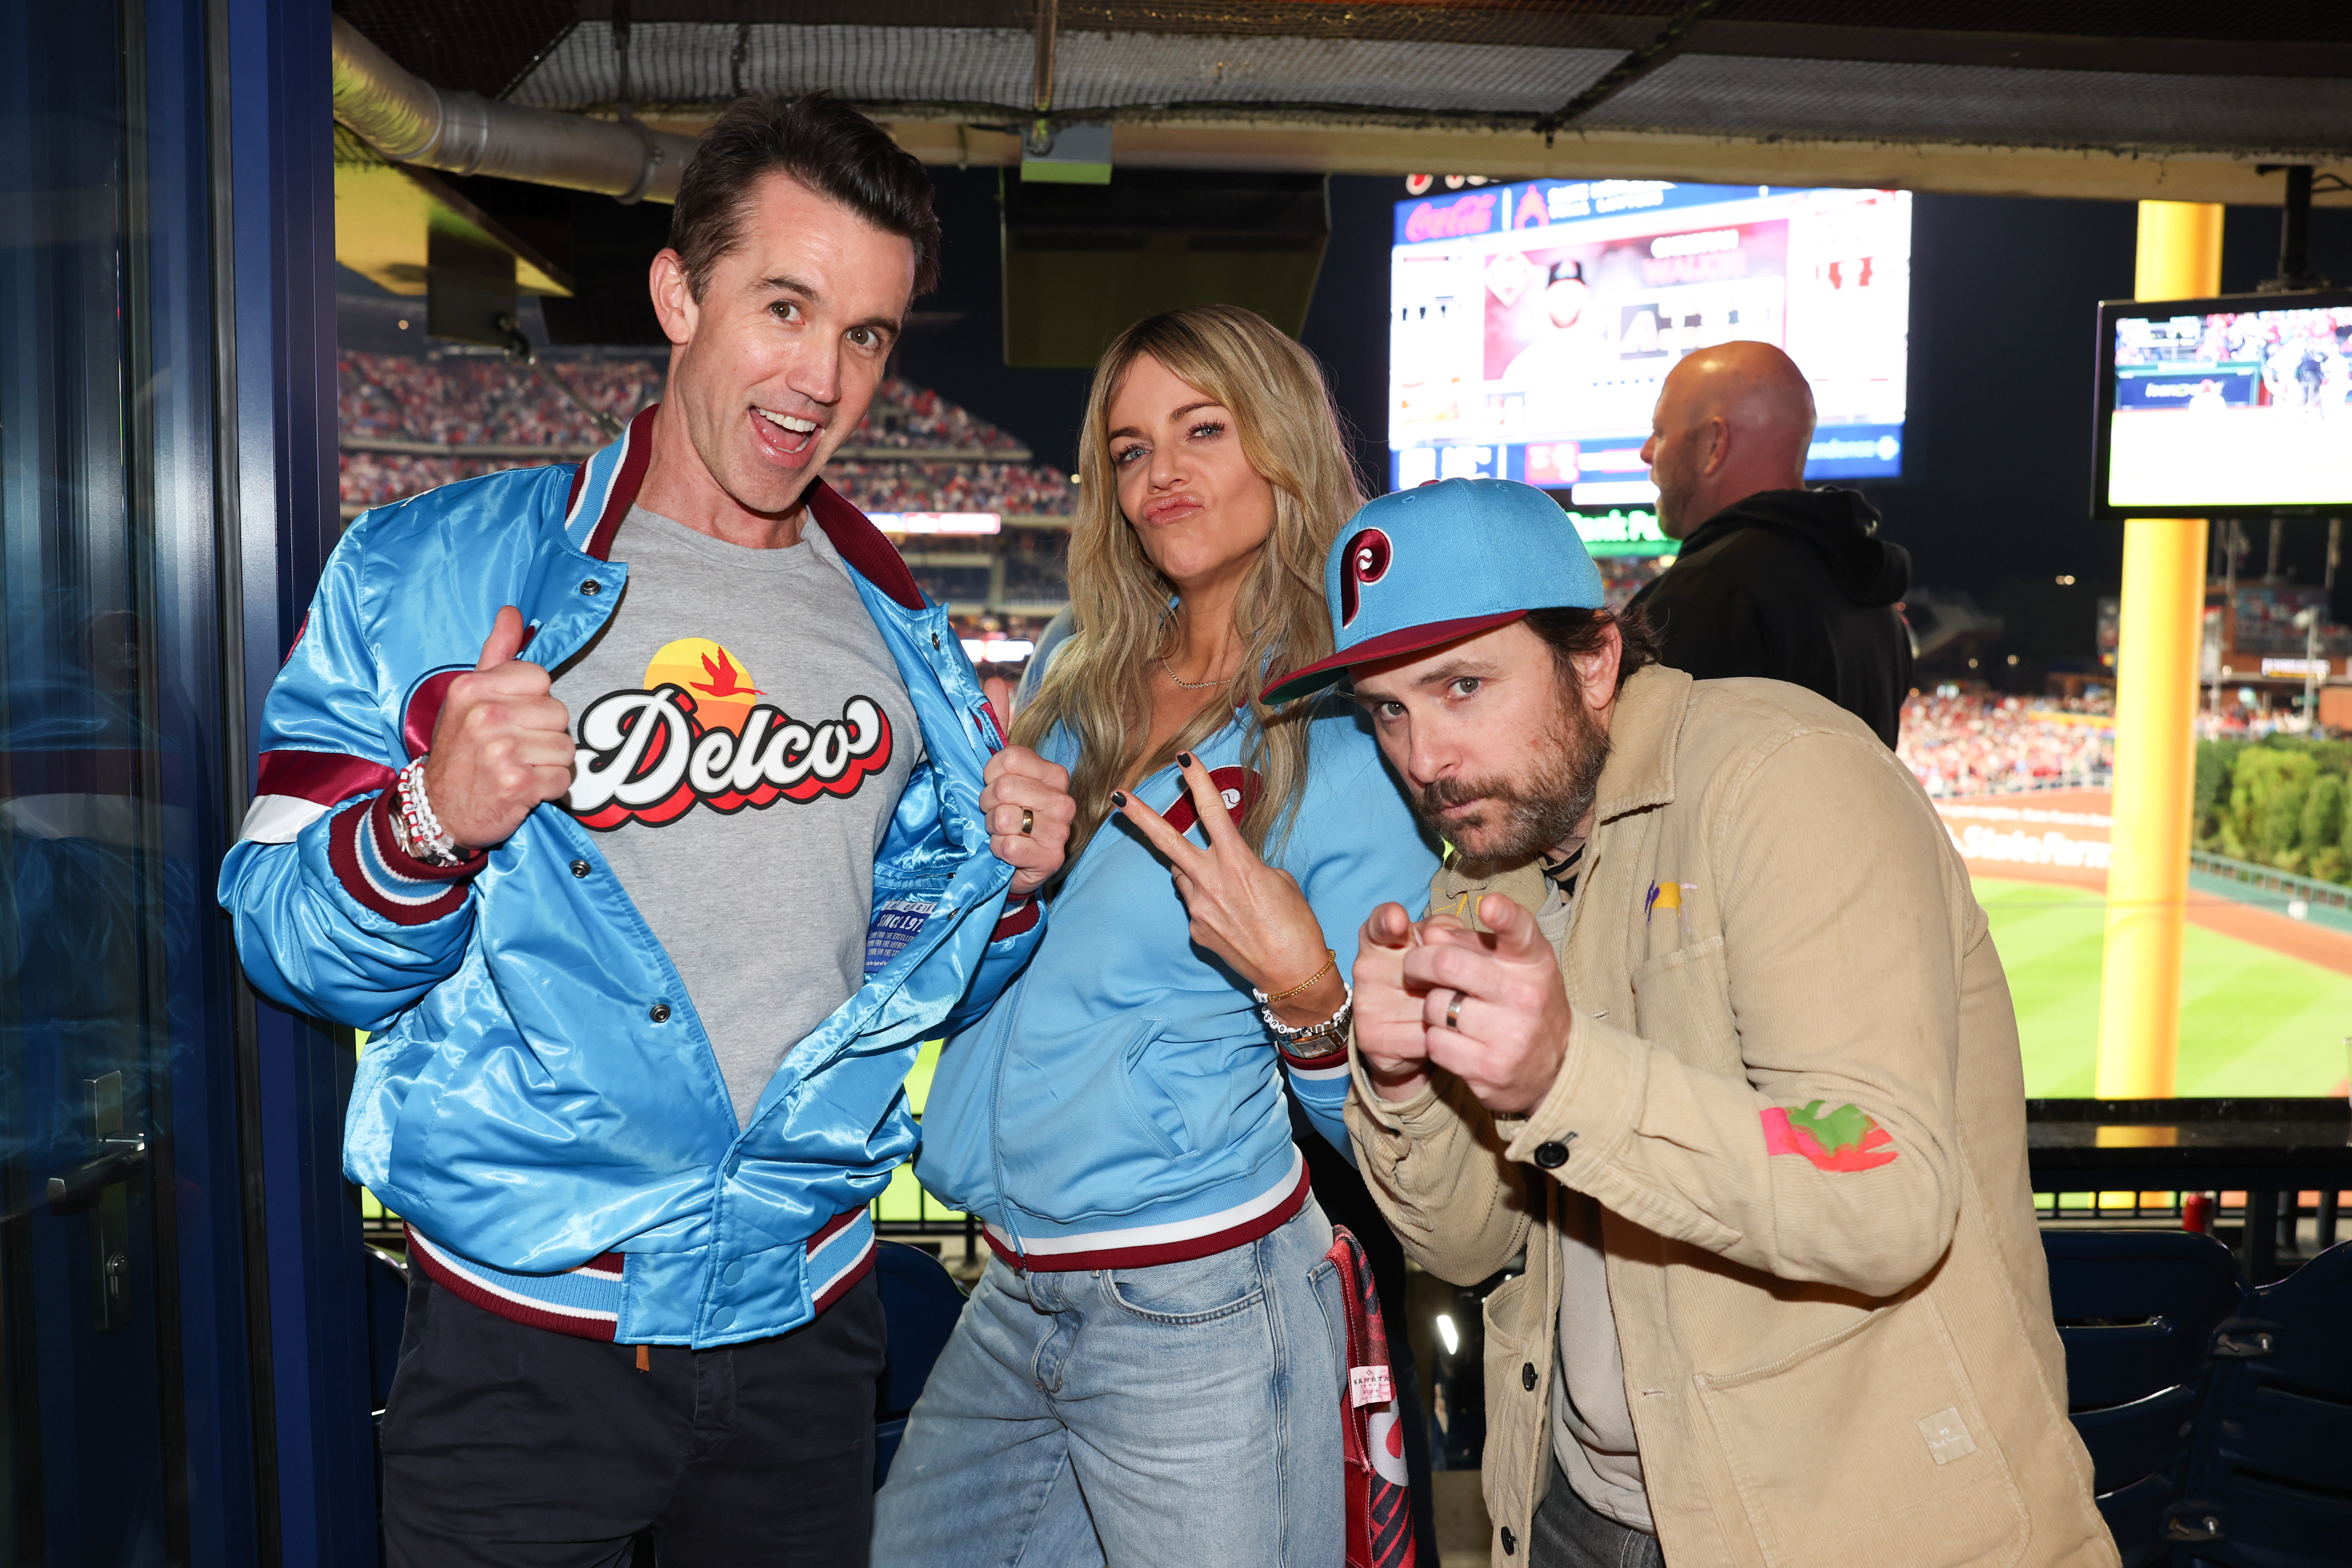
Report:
1693,1297,2028,1567
1627,934,1740,1075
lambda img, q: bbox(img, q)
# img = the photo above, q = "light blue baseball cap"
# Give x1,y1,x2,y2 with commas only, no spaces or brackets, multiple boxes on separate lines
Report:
1262,477,1607,704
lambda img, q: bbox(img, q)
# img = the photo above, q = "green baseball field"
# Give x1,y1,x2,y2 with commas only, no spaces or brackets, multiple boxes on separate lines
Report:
1979,876,2352,1098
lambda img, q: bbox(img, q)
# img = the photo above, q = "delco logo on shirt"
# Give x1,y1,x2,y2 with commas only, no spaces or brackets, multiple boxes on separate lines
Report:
566,638,893,830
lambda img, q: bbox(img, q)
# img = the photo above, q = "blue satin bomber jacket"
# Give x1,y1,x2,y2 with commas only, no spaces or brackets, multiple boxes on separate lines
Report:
217,411,1042,1347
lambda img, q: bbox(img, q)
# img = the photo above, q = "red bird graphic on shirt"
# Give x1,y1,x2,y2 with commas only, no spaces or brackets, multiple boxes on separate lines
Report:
690,649,765,699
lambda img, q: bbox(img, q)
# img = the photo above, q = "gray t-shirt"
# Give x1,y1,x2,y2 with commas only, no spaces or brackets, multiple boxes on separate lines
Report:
1537,878,1657,1535
555,505,919,1125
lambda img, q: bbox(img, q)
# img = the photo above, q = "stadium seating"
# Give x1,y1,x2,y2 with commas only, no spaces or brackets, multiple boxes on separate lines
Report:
2041,1229,2246,1563
872,1241,970,1489
2164,1240,2352,1565
337,355,1071,518
1899,692,2114,797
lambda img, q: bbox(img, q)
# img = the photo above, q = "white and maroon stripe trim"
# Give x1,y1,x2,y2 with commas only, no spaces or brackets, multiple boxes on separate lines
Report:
239,750,402,843
239,793,333,844
562,405,654,550
1282,1056,1352,1083
807,1208,876,1314
985,1149,1311,1273
1278,1038,1352,1077
406,1226,624,1342
327,795,474,926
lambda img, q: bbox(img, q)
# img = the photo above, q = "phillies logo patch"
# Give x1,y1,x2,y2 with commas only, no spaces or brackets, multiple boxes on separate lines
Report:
566,637,893,830
1162,766,1262,836
1339,527,1392,627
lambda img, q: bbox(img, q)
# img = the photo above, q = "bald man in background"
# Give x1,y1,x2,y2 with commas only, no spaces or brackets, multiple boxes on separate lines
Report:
1626,342,1913,747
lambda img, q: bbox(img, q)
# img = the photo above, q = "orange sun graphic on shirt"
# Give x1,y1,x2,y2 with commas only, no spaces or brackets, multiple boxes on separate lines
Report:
642,637,765,735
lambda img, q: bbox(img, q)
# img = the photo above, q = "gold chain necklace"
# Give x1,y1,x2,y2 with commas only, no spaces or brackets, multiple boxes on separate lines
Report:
1157,656,1236,691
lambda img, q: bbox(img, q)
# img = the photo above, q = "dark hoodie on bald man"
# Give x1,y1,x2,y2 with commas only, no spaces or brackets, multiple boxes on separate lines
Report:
1626,486,1911,748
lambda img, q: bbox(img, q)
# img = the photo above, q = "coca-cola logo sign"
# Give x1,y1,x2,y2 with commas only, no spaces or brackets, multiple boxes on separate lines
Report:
566,687,894,830
1401,192,1498,244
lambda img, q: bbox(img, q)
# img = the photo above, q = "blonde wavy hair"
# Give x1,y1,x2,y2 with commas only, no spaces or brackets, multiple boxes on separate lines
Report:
1010,304,1365,873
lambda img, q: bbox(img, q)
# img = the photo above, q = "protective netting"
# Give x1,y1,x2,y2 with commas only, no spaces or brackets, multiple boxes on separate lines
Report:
337,0,2352,154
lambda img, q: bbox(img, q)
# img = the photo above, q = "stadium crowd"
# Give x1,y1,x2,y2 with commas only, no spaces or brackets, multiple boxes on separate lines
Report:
1896,691,2115,797
827,460,1073,517
851,379,1029,453
336,354,1067,517
339,351,663,447
340,450,529,509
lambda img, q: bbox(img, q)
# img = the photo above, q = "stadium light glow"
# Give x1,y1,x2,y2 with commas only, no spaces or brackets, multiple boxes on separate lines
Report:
872,512,1001,535
959,639,1037,664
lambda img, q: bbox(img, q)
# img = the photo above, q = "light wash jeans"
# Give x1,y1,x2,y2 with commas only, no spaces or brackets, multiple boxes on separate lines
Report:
871,1201,1346,1567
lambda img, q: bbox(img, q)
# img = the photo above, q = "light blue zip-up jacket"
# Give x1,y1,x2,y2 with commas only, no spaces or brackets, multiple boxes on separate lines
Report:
916,698,1439,1269
218,410,1042,1345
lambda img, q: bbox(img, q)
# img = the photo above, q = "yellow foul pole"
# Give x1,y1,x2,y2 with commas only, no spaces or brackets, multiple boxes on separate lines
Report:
2094,201,2223,1101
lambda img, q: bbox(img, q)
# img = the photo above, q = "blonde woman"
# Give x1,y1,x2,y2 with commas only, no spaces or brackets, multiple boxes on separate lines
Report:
872,306,1438,1564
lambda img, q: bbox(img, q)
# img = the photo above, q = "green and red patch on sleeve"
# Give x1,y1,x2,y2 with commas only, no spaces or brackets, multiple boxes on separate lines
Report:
1761,1100,1898,1172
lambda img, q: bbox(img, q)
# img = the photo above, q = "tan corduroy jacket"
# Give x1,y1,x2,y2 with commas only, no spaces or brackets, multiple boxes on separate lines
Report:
1345,667,2116,1568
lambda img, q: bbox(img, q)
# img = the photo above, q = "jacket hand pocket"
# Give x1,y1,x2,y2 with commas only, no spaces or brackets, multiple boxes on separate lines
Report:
1694,1296,2028,1568
1116,1018,1195,1159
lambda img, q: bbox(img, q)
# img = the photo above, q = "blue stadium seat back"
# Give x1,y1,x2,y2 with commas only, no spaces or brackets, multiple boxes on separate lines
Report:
874,1242,967,1423
2042,1229,2246,1411
2093,1473,2174,1568
2170,1241,2352,1567
2074,1382,2202,1499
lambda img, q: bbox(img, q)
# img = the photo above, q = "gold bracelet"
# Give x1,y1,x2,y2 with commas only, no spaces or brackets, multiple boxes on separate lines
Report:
1259,948,1337,1004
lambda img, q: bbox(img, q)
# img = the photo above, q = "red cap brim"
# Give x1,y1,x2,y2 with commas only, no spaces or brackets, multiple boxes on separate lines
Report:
1259,611,1530,705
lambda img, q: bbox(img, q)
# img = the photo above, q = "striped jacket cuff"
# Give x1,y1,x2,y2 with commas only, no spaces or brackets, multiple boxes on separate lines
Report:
1278,1034,1352,1074
326,792,478,926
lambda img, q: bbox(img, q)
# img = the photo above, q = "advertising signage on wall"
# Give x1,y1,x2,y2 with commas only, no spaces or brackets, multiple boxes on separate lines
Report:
1389,179,1913,499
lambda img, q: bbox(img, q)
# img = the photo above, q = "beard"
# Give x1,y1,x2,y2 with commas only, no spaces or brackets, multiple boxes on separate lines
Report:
1411,684,1610,878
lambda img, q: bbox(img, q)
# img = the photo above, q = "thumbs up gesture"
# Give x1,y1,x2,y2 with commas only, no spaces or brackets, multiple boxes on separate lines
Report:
419,606,578,850
1399,893,1576,1116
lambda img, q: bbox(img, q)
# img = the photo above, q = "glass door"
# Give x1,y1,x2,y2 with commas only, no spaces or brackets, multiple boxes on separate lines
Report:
1,0,257,1561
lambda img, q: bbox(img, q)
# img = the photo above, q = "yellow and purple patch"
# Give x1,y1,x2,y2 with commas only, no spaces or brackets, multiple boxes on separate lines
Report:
1762,1100,1898,1172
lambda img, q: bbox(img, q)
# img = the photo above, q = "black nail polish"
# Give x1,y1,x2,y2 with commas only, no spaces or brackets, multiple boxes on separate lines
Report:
1110,791,1127,807
1177,752,1194,767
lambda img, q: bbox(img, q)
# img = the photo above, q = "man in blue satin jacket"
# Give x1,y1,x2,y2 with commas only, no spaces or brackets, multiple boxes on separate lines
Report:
219,96,1075,1566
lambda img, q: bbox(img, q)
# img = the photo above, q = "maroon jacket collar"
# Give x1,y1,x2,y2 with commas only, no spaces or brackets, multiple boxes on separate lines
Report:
566,403,928,611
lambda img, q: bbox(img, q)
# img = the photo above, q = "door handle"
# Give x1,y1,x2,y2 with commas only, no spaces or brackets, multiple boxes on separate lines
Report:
41,1072,142,1331
46,1133,148,1210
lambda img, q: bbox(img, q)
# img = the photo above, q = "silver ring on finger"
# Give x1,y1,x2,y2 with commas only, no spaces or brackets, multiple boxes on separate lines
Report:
1020,806,1034,836
1444,990,1466,1030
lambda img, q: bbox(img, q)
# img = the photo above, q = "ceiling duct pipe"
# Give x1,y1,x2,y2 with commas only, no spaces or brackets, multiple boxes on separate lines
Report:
331,14,700,205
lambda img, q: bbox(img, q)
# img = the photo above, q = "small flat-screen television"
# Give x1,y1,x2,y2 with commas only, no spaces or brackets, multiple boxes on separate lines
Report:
1387,179,1912,500
2092,289,2352,517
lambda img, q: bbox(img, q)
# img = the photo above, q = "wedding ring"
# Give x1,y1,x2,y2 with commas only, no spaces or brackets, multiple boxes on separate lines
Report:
1020,806,1034,836
1444,990,1465,1030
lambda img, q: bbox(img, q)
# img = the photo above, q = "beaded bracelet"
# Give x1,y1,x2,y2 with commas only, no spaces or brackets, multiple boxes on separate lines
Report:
394,757,471,867
1261,987,1353,1051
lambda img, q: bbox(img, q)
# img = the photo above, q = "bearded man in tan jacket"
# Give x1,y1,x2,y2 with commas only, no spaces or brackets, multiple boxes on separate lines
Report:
1263,479,2113,1568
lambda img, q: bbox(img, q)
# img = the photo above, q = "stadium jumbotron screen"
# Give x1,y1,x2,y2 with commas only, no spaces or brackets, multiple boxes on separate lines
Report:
1387,179,1913,525
2092,289,2352,517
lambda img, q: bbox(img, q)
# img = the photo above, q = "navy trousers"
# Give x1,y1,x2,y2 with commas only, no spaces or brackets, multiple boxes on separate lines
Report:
381,1266,883,1567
